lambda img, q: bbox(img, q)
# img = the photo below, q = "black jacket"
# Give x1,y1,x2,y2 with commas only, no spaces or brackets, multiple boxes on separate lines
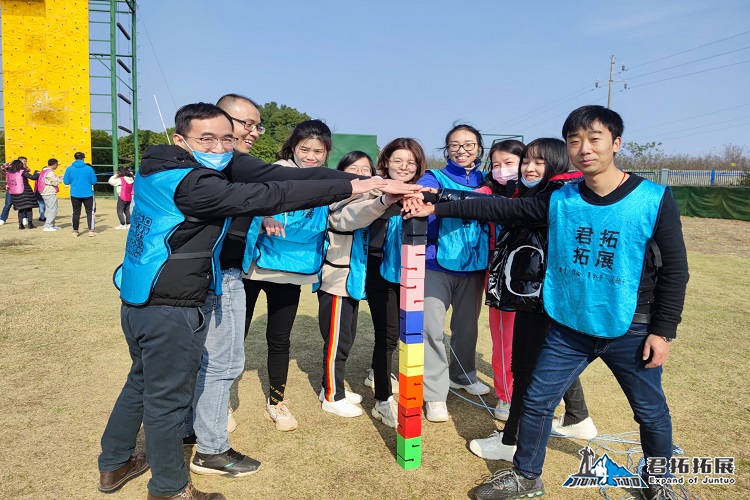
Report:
135,145,354,306
432,174,689,338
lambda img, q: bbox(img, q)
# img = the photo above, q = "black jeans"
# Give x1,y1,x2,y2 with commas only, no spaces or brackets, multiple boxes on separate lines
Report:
117,199,132,225
365,256,401,402
244,279,302,399
502,311,590,446
70,195,94,231
99,304,206,496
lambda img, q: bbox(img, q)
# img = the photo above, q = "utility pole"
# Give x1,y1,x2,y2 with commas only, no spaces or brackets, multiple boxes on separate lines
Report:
608,55,615,109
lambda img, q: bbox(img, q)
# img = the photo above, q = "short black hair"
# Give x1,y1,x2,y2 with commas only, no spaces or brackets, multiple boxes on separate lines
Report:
562,105,624,141
174,102,233,136
216,93,259,111
74,152,85,160
48,158,58,166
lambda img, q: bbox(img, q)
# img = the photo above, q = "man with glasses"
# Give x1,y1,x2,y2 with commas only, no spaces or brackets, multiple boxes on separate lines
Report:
97,102,386,500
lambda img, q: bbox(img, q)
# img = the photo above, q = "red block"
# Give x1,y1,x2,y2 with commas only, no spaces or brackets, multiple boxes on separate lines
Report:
397,412,422,439
399,278,425,311
401,244,426,281
398,401,421,417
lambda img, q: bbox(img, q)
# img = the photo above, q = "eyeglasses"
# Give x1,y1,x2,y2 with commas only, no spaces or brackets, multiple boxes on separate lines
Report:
231,117,266,135
389,158,418,169
447,142,477,153
185,136,238,149
343,166,373,175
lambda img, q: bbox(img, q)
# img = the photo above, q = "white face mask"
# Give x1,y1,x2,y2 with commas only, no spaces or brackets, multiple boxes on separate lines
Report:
492,167,518,185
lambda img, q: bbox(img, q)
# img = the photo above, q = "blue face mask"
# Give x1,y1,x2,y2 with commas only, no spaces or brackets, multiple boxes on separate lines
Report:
521,177,542,189
191,150,233,171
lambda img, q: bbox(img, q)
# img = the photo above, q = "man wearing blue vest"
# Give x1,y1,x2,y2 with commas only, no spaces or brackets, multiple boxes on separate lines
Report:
409,105,689,500
97,102,386,500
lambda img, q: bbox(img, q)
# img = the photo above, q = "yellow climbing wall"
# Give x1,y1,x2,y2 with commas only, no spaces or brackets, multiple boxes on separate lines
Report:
1,0,91,198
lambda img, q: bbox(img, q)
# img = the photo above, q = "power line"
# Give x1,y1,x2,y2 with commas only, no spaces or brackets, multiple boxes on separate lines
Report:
135,4,177,111
634,116,750,140
628,103,750,134
625,46,750,80
627,29,750,70
628,58,750,89
652,120,750,142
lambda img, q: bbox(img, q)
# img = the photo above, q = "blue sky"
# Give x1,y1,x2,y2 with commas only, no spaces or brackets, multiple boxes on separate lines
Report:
124,0,750,159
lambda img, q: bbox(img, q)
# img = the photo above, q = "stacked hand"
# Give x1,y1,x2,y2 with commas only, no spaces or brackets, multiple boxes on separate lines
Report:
261,217,285,237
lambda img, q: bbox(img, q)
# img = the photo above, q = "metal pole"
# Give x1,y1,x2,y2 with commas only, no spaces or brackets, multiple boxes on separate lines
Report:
131,0,139,171
110,0,119,172
607,55,615,109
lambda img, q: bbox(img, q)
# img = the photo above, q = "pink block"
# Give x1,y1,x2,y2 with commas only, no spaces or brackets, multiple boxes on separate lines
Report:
401,244,426,282
400,278,425,311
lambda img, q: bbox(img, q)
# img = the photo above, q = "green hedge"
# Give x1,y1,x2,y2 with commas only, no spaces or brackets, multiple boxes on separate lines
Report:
670,186,750,221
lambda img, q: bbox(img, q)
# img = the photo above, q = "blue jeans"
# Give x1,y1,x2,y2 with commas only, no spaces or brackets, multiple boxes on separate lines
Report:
192,268,246,455
37,196,45,219
513,322,672,480
99,304,206,496
1,191,11,221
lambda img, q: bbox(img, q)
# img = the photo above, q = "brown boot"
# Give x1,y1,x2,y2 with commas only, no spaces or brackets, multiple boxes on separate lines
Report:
98,452,149,493
146,482,226,499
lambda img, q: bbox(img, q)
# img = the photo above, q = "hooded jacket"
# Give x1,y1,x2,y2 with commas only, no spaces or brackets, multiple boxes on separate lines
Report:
63,160,97,198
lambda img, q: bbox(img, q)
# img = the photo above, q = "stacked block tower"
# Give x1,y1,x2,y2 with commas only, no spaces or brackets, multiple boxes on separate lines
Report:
396,217,428,470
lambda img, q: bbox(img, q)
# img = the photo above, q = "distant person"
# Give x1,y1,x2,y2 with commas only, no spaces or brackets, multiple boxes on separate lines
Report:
63,152,97,237
108,167,135,229
0,159,16,225
2,159,38,229
37,159,62,231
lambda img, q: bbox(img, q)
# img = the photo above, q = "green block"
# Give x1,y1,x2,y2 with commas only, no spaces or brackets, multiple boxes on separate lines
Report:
396,435,422,469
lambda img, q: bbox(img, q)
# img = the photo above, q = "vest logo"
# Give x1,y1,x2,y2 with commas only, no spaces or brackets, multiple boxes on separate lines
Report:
563,446,646,489
126,213,153,259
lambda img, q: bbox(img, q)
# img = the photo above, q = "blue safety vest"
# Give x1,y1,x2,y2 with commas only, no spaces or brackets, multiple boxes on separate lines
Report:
314,227,369,300
543,180,667,338
114,168,231,305
242,206,329,276
429,169,489,272
380,215,402,284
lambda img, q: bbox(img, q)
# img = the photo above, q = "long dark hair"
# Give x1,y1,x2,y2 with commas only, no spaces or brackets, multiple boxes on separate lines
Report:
7,159,24,173
517,138,571,198
482,139,525,194
277,119,332,162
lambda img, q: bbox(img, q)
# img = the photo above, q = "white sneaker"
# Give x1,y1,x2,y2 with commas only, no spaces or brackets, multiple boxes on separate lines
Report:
494,400,511,421
321,398,363,418
364,368,400,393
372,398,397,428
0,219,5,225
265,399,298,431
52,226,61,230
43,227,57,232
450,379,491,396
469,430,517,461
424,401,449,422
319,387,362,405
227,407,237,433
114,224,127,229
551,415,598,440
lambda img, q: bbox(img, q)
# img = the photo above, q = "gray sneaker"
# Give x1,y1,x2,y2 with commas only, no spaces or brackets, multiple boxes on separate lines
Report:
473,469,544,500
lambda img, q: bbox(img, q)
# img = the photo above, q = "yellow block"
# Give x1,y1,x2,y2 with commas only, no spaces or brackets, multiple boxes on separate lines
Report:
398,363,424,378
1,0,92,198
398,340,424,368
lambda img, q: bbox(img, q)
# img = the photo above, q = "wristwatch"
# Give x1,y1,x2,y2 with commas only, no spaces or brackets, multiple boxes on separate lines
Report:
661,336,674,343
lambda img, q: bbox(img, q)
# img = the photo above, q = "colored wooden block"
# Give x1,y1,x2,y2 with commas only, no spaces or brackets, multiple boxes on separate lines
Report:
400,331,424,344
399,309,424,334
402,217,428,236
397,435,422,464
398,361,424,377
401,244,426,280
399,373,424,399
403,234,427,245
397,412,422,439
398,401,421,417
399,340,424,367
400,278,425,311
397,453,421,470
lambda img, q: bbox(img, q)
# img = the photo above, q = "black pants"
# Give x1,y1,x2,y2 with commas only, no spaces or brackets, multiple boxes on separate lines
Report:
502,311,590,446
117,199,132,225
70,196,95,231
17,208,33,227
244,279,301,399
365,256,400,402
317,290,359,402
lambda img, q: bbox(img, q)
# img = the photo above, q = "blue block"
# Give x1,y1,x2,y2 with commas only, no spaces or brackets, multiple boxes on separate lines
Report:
400,309,424,334
400,331,424,344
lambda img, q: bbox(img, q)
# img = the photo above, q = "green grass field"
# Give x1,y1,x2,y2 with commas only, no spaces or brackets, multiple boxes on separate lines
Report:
0,198,747,499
